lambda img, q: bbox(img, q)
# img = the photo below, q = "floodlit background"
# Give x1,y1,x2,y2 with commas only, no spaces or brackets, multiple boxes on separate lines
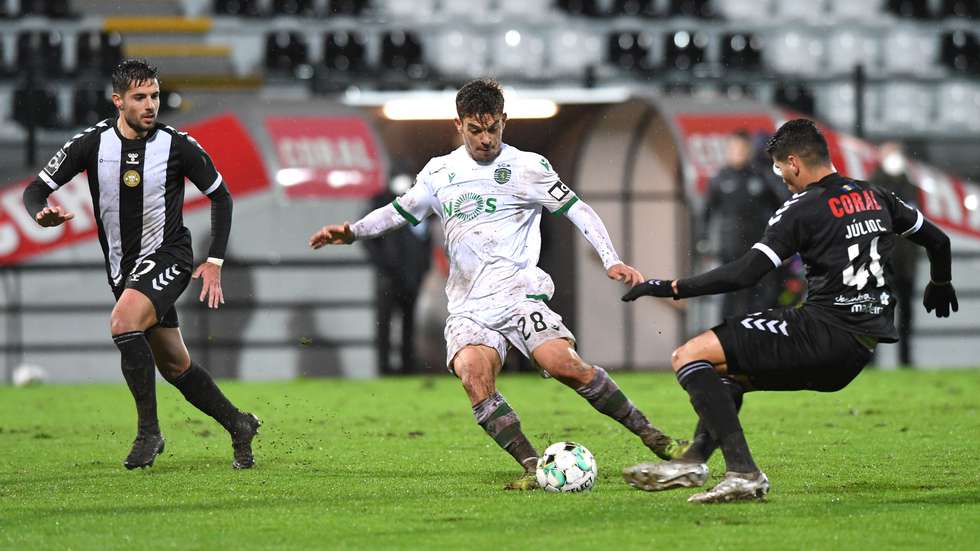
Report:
1,0,979,383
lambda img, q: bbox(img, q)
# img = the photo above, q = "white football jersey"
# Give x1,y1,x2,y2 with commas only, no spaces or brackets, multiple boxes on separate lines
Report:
393,144,578,321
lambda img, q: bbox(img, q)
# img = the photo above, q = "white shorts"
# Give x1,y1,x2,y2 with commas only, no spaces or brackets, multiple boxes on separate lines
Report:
444,299,576,372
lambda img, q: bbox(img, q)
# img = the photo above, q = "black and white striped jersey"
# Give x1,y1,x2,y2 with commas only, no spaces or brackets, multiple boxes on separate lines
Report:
34,119,227,287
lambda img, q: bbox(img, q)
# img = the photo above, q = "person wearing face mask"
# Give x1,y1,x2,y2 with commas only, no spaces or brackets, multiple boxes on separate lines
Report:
362,171,434,375
870,142,920,367
700,130,786,319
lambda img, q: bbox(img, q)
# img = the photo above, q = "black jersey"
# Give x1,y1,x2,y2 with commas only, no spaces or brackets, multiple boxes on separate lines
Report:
34,119,226,287
752,173,923,342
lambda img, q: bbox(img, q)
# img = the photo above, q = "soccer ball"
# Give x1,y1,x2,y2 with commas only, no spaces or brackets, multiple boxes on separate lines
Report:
536,442,597,493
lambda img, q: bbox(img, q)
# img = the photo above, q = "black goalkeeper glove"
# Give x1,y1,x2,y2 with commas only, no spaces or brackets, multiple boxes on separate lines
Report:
621,279,675,302
923,281,958,318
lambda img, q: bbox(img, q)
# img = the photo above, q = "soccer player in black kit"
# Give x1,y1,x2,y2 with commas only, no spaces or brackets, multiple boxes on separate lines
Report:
21,60,260,470
620,119,957,503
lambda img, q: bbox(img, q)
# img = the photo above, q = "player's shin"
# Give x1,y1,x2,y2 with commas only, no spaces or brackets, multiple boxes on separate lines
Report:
168,362,242,433
676,361,757,473
113,331,160,435
472,392,538,472
681,378,744,463
576,366,684,460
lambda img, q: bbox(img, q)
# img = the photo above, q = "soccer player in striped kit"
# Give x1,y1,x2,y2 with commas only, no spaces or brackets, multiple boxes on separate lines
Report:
22,59,260,470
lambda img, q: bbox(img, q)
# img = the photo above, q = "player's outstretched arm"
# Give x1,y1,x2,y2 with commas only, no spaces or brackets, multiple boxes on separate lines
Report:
309,223,355,248
23,181,74,227
563,199,643,285
309,203,413,249
621,248,774,302
905,219,957,317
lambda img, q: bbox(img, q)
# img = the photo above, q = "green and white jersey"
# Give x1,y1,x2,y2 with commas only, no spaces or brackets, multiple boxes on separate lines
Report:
392,144,578,321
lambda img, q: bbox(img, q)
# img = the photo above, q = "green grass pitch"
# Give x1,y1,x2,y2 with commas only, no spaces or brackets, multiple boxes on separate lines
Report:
1,369,978,549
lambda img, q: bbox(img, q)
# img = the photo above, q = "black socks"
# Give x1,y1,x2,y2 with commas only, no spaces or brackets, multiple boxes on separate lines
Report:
683,378,745,463
170,363,241,434
472,392,538,472
113,331,160,435
676,360,757,473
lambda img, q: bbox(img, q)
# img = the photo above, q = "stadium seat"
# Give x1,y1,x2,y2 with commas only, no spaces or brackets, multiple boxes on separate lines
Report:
668,0,715,18
936,82,980,131
72,82,114,126
491,29,546,78
882,28,940,75
19,0,74,18
607,31,655,71
325,0,368,16
941,31,980,74
12,82,61,128
826,0,885,20
427,30,489,79
877,82,932,132
885,0,932,18
75,31,123,77
272,0,315,16
665,30,708,71
557,0,604,17
441,0,490,18
763,31,825,77
774,82,816,116
380,31,428,80
610,0,659,17
16,31,66,76
498,0,553,17
771,0,826,20
212,0,263,16
720,32,762,71
940,0,980,18
825,30,879,75
322,30,369,74
547,28,604,78
714,0,769,20
265,32,310,75
374,0,435,19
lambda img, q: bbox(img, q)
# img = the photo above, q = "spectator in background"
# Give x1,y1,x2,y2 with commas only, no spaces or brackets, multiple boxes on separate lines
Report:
870,142,920,367
363,172,432,375
700,129,785,319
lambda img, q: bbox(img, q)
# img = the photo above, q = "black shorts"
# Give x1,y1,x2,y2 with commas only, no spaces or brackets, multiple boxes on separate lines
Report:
712,307,874,392
112,251,192,329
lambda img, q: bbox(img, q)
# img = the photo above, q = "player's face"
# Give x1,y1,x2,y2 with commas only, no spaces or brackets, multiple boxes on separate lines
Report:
772,156,803,193
726,137,751,169
455,113,506,163
113,79,160,136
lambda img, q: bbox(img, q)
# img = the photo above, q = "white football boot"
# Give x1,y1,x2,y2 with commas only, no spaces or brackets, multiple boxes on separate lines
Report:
622,460,709,491
687,471,770,503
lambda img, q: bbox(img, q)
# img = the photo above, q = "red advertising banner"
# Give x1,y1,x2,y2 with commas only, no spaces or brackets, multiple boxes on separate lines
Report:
0,113,269,264
264,116,383,199
673,113,776,194
812,116,980,240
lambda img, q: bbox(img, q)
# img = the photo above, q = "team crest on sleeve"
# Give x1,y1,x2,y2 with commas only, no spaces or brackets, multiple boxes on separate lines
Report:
539,157,552,173
43,148,67,176
548,181,571,201
493,166,511,184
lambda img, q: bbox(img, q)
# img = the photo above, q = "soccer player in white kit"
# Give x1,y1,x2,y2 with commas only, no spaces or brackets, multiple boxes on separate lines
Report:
310,79,686,489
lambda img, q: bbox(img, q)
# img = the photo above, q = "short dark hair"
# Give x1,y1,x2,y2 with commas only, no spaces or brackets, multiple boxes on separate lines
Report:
765,118,830,166
456,79,504,120
111,59,159,94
